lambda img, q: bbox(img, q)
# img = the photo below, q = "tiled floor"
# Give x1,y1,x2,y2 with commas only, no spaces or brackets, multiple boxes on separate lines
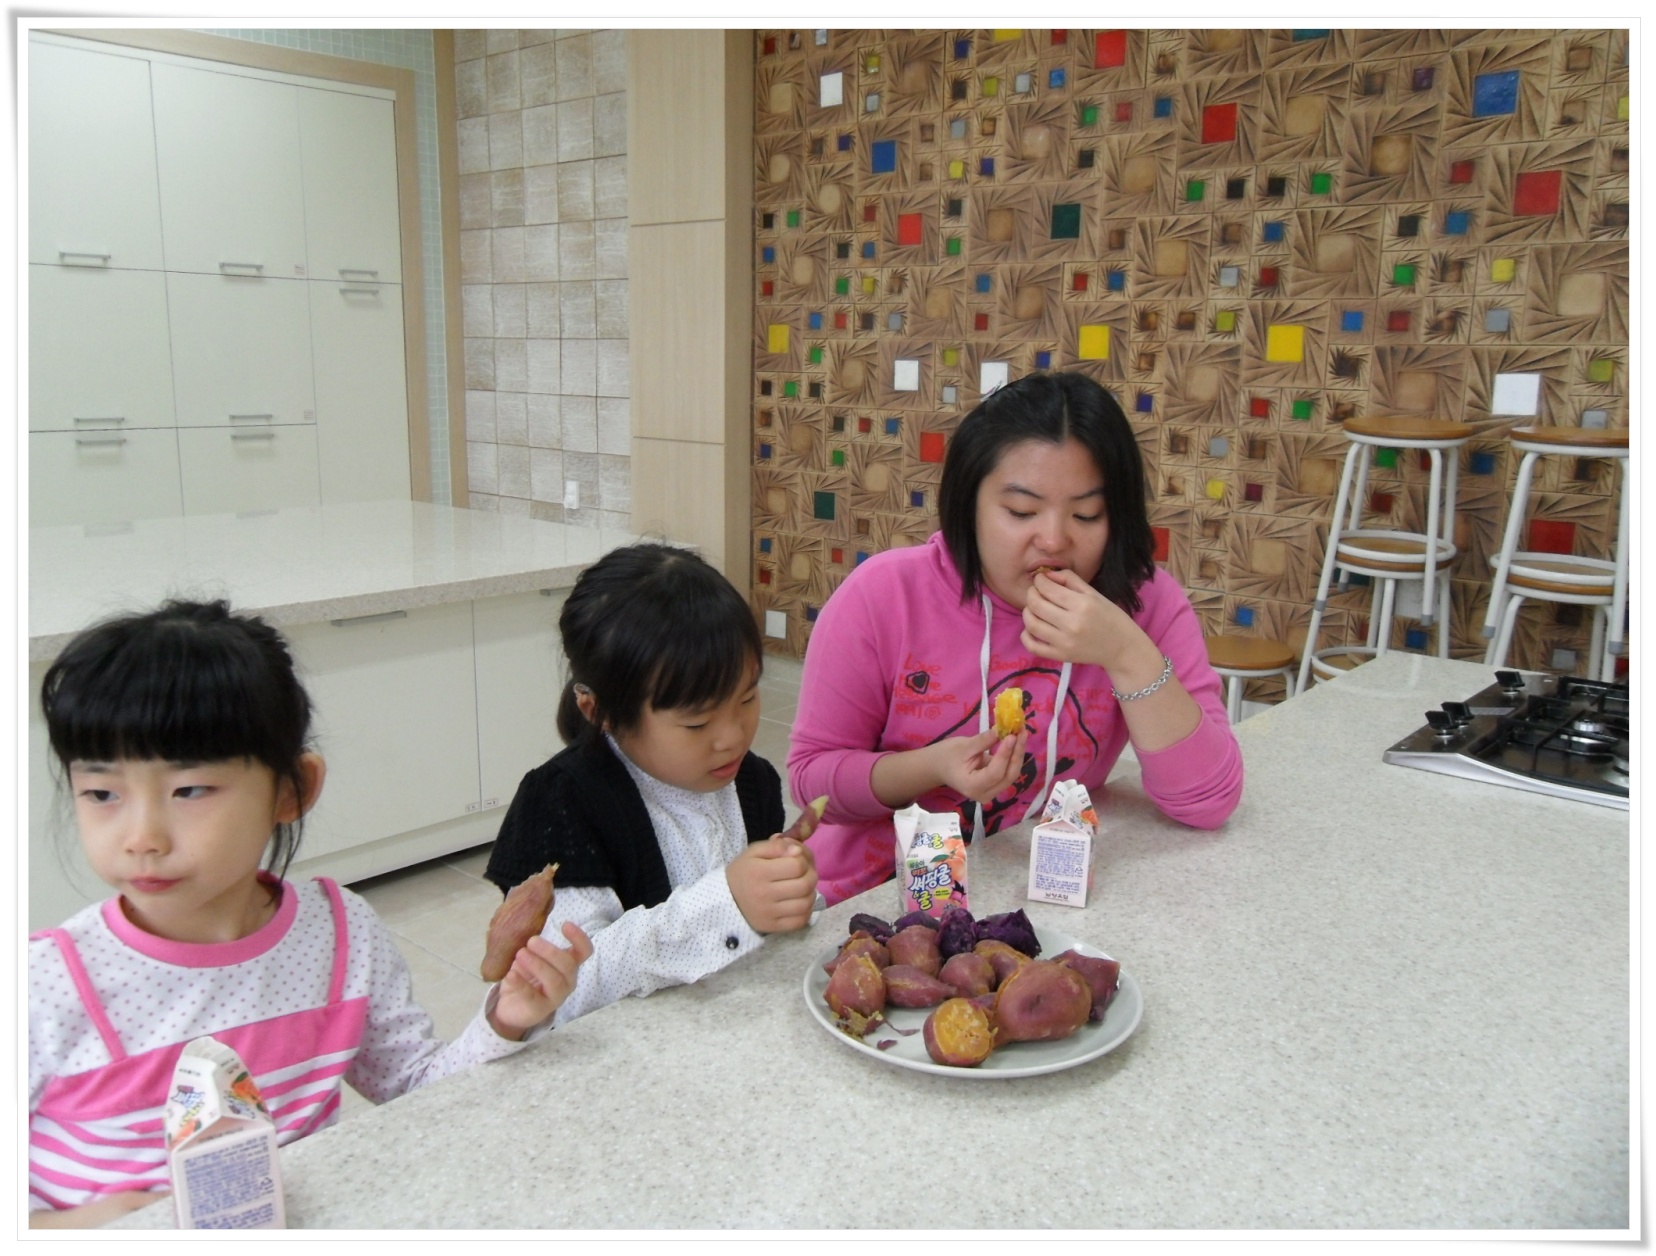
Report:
338,652,807,1122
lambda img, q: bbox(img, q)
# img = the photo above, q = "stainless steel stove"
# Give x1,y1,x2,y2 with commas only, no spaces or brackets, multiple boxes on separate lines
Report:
1383,670,1630,810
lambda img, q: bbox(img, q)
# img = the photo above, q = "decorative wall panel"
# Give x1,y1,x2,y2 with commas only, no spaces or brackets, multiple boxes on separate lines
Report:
749,28,1629,684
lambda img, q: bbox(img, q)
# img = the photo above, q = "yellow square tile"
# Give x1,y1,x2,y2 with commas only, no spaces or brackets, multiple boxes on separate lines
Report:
767,323,789,354
1618,94,1630,120
983,77,999,97
1206,478,1227,501
1215,310,1237,333
1491,257,1517,283
948,159,965,179
866,54,880,72
862,275,877,295
943,347,959,367
1265,324,1305,363
1077,324,1110,360
993,29,1022,41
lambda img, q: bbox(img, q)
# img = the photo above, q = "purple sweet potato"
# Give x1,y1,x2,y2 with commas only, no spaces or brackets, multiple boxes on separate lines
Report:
974,909,1041,958
847,913,894,943
938,950,996,998
882,964,957,1008
886,924,943,976
935,906,978,960
894,909,941,932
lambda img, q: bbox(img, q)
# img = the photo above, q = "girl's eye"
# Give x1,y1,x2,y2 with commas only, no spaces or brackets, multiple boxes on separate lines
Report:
682,722,708,732
79,789,113,803
1074,512,1103,524
1007,509,1035,520
174,785,212,800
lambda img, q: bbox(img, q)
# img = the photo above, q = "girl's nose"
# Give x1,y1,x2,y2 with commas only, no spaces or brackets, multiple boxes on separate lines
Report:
124,800,170,856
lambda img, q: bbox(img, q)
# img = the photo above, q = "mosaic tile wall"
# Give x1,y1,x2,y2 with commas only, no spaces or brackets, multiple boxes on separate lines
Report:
748,28,1630,685
453,29,631,527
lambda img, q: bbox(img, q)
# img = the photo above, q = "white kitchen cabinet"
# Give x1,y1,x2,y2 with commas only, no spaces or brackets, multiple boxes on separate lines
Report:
310,279,412,503
27,660,109,934
287,602,482,862
28,264,176,432
177,425,321,516
150,61,308,279
474,590,567,809
167,272,316,428
30,429,184,526
27,38,164,270
300,88,403,285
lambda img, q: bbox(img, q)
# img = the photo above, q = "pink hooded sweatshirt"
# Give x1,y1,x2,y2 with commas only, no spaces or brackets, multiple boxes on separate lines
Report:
788,532,1243,904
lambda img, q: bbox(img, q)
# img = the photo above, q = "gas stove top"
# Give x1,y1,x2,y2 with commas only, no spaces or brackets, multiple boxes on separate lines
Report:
1383,670,1629,810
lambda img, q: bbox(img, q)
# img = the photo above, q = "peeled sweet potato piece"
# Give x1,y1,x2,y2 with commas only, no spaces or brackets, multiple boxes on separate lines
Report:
993,687,1026,739
882,964,956,1008
886,924,943,976
923,997,998,1067
481,863,557,982
994,959,1092,1043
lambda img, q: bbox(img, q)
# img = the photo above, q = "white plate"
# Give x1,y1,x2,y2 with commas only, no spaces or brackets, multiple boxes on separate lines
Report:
802,923,1143,1079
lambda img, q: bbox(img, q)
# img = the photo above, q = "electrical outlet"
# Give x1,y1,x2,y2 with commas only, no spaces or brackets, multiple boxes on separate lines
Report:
563,480,580,510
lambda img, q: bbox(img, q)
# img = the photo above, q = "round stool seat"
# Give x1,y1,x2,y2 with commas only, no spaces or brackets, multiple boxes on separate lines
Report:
1507,556,1617,598
1508,424,1628,450
1343,415,1476,444
1206,635,1296,674
1334,531,1460,574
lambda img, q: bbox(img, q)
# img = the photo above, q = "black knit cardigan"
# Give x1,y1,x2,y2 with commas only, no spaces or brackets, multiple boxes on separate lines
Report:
482,735,787,908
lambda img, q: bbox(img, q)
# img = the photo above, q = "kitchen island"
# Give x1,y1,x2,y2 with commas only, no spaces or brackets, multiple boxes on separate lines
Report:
28,500,638,931
108,652,1630,1230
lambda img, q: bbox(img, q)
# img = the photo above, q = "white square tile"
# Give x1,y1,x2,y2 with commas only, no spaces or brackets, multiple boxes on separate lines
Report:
530,446,565,499
561,395,598,452
526,283,561,337
494,338,527,392
522,102,558,167
820,71,843,107
526,338,561,394
1491,372,1542,416
528,394,562,447
893,358,920,391
597,397,630,454
561,339,597,395
495,391,528,445
559,281,597,338
464,389,496,443
765,609,788,639
597,339,629,397
524,164,560,225
980,361,1009,395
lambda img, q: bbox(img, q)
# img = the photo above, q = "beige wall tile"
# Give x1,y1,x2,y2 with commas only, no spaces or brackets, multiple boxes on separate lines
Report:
487,111,523,170
528,395,561,448
591,29,626,94
461,284,492,338
595,279,627,338
595,218,627,280
594,92,627,158
561,339,597,395
520,40,557,108
524,164,560,224
455,56,486,118
558,159,595,221
559,281,597,338
530,446,564,499
464,389,496,442
523,223,559,281
491,283,525,338
467,441,498,494
484,30,520,56
497,442,530,498
561,395,597,452
554,33,593,101
496,391,528,445
485,49,520,112
492,226,525,283
557,97,595,162
594,155,627,219
526,282,561,337
597,397,630,454
459,228,491,282
495,494,532,517
526,339,560,394
628,30,728,226
558,220,596,281
457,116,489,175
596,338,629,397
459,171,491,230
494,338,527,393
530,499,565,523
522,102,558,166
598,452,631,511
462,336,494,389
490,169,524,226
454,30,485,62
518,28,557,48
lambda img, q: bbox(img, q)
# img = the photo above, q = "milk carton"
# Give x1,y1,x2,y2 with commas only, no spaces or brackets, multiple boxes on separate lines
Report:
1027,780,1099,907
164,1036,285,1229
893,803,969,918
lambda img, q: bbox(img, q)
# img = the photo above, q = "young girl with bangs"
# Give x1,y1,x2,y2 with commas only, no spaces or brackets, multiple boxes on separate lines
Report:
28,600,591,1228
484,542,819,1030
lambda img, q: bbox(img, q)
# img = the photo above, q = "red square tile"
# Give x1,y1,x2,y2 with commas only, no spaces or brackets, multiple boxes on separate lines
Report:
758,567,772,584
919,431,946,463
974,312,990,331
834,311,848,330
763,36,776,56
1201,102,1238,145
1259,266,1279,287
896,212,923,246
1115,101,1133,123
1449,159,1475,184
1244,482,1264,503
1051,29,1068,44
830,548,844,564
1072,272,1089,292
1249,396,1271,418
863,203,878,223
1513,169,1563,217
1528,519,1576,553
1095,30,1127,68
1387,310,1412,332
1150,524,1170,563
858,416,872,433
1368,491,1394,514
761,280,774,296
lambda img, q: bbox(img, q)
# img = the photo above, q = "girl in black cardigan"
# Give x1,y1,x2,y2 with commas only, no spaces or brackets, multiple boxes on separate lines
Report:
484,544,817,1029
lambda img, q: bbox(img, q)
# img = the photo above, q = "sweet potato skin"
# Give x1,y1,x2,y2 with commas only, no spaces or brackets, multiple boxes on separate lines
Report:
481,864,557,982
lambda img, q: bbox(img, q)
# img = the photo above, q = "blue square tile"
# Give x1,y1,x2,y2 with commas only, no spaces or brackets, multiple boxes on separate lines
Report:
1473,70,1520,117
1035,350,1052,369
1107,269,1126,291
758,443,772,459
1136,392,1154,413
808,311,823,330
871,139,897,172
1341,310,1365,333
761,246,775,264
862,240,876,259
954,38,970,59
909,490,925,508
1154,96,1173,119
1262,220,1285,243
837,133,853,152
1470,450,1497,475
975,273,992,292
1291,29,1329,41
759,537,773,553
855,550,869,565
1444,210,1470,236
885,417,900,435
1404,627,1428,650
805,606,819,623
1235,606,1255,626
1049,68,1065,89
980,157,995,176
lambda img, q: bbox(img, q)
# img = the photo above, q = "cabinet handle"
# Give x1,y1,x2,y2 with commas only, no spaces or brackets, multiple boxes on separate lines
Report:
219,261,265,274
338,286,382,296
74,436,127,447
58,250,111,266
229,413,275,423
329,609,408,628
73,416,126,425
231,431,277,441
338,267,380,279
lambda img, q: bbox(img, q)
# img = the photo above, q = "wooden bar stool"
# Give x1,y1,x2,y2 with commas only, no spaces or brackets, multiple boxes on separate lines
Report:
1482,425,1629,681
1205,635,1297,723
1298,415,1475,692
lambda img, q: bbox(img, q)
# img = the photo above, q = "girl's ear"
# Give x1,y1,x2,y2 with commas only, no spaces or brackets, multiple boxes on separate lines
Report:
574,684,599,725
277,752,327,823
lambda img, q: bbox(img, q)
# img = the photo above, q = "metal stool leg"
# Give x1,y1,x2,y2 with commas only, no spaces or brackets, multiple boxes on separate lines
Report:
1589,606,1607,683
1605,457,1630,680
1299,443,1364,692
1483,449,1541,642
1490,592,1527,671
1375,578,1398,657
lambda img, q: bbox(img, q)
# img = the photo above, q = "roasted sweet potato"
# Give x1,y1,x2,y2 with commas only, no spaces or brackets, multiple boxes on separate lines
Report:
886,924,943,976
481,863,557,982
923,997,998,1067
781,795,829,842
882,964,957,1008
993,687,1026,739
994,959,1092,1043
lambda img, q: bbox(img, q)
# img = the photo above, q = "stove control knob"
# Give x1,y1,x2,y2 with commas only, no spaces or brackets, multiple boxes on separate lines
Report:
1442,701,1472,725
1425,709,1456,738
1495,669,1525,693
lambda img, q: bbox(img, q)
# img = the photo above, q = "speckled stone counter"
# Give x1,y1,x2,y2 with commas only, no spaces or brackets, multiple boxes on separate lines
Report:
110,652,1631,1230
29,500,639,661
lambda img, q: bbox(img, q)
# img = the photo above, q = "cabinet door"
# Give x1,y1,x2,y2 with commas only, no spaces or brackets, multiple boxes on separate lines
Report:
151,62,307,278
310,280,412,503
474,591,567,810
29,263,175,432
27,37,164,269
300,87,403,284
30,429,183,527
177,425,321,516
167,272,315,428
288,603,481,860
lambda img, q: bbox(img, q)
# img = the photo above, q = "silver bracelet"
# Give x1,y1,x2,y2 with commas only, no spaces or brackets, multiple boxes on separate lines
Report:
1111,654,1174,702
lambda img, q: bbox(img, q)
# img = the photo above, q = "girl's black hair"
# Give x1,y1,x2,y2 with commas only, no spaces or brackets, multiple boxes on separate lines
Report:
937,371,1157,614
41,599,315,880
556,544,763,745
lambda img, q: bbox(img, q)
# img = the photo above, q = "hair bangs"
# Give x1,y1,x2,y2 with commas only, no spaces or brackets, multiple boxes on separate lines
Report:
639,595,759,716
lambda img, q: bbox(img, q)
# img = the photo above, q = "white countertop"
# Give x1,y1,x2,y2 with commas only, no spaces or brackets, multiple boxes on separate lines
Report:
29,501,641,661
110,652,1631,1231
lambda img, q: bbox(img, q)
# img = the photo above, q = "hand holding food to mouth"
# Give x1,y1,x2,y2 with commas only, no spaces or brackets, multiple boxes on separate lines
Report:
1021,566,1142,670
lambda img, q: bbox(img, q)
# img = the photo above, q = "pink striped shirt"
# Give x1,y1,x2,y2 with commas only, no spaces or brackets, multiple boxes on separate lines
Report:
28,876,525,1214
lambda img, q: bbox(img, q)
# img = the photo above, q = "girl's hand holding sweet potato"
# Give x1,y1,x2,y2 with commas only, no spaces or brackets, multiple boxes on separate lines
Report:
487,922,593,1040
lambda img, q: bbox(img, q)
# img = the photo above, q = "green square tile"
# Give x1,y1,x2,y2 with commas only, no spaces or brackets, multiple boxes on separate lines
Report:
786,209,800,228
1051,202,1082,239
783,380,798,398
831,448,846,467
1374,447,1398,469
835,275,850,295
1080,103,1099,126
1310,171,1333,195
1392,263,1416,286
1186,179,1205,203
813,490,836,521
808,345,823,364
946,236,962,256
1291,398,1313,420
1588,358,1616,383
1214,309,1237,332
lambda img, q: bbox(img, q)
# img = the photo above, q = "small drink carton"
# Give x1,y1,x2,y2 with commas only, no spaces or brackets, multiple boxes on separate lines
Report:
893,803,969,918
1027,780,1099,908
164,1036,285,1230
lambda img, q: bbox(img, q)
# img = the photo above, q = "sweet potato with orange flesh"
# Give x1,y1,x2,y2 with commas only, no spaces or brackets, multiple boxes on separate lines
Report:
923,997,998,1067
939,950,996,997
823,932,890,976
994,959,1092,1043
481,863,558,982
992,688,1026,739
780,795,829,842
824,953,886,1037
973,939,1032,987
882,964,957,1008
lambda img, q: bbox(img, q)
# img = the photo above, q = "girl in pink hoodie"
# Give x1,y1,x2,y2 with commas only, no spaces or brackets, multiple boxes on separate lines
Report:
789,371,1243,904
